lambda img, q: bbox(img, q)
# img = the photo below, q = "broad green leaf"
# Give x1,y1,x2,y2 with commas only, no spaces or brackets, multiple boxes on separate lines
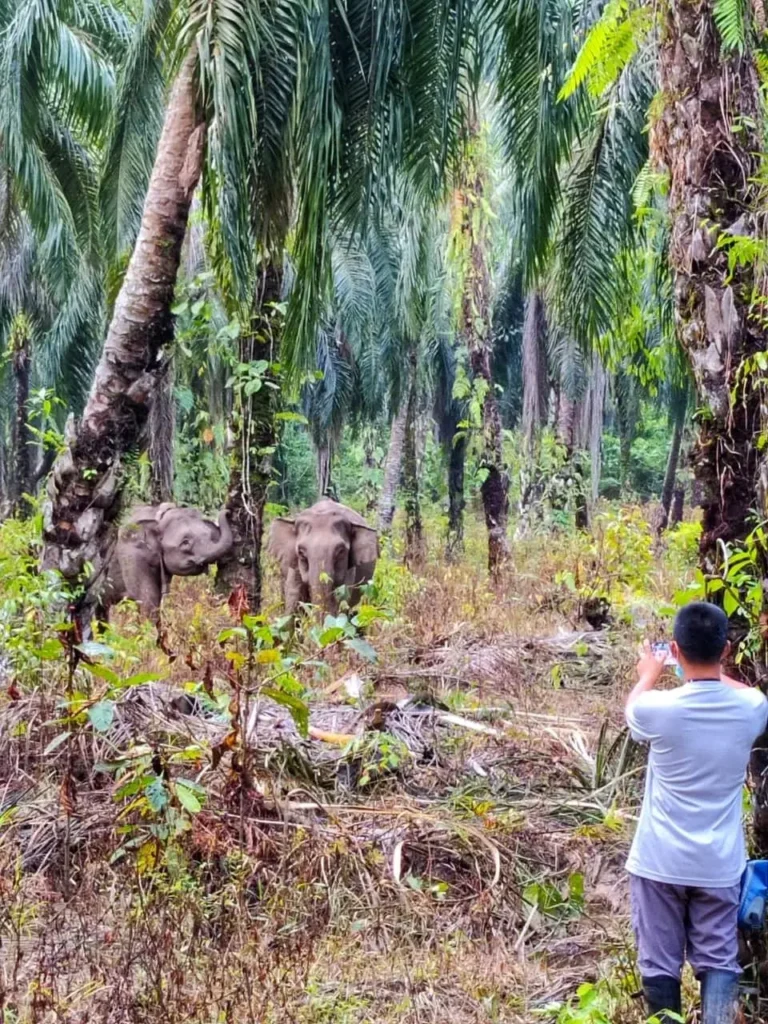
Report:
345,637,378,663
262,687,309,738
319,627,345,646
33,638,64,661
242,614,267,630
119,671,167,689
218,627,247,642
175,780,203,814
84,663,120,686
88,701,115,733
77,641,115,659
113,774,154,801
723,588,739,617
146,778,169,813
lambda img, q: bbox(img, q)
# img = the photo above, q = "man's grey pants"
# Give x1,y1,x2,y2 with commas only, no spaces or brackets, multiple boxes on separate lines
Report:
630,874,741,978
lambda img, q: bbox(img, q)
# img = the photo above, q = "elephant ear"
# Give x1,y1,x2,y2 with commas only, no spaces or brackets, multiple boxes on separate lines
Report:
120,507,163,567
350,524,378,569
268,517,298,570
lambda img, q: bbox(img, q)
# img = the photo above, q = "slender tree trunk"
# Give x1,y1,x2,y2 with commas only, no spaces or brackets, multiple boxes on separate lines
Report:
458,127,510,574
557,394,576,451
216,264,282,613
657,395,688,535
0,417,7,519
446,433,467,561
378,400,408,534
670,486,685,527
651,5,764,564
522,291,548,451
9,315,33,516
148,357,175,504
558,394,589,530
614,375,638,493
587,356,606,504
403,351,424,568
315,441,332,498
42,54,205,627
363,426,378,514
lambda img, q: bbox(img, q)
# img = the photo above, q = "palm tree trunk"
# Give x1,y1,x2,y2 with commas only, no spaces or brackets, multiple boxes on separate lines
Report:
458,129,510,574
42,54,205,625
657,395,688,535
148,357,175,504
446,433,467,561
9,314,33,516
614,375,639,493
315,441,332,498
558,394,589,530
670,486,685,527
378,400,408,534
651,5,763,565
522,291,548,451
403,351,424,568
216,264,282,613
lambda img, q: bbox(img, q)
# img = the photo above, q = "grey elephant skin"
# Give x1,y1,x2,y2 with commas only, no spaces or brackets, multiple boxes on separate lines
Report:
268,498,379,613
101,503,233,618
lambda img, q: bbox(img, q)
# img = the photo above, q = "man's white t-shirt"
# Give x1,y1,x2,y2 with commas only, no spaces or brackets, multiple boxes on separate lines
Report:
626,681,768,887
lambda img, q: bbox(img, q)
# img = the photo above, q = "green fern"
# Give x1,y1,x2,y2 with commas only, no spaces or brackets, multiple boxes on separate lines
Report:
559,0,653,101
713,0,748,51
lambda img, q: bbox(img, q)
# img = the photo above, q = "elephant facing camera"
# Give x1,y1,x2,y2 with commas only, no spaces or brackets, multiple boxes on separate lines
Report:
268,498,379,615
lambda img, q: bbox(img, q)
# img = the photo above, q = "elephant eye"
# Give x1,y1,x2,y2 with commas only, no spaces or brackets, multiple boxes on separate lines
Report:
297,547,309,568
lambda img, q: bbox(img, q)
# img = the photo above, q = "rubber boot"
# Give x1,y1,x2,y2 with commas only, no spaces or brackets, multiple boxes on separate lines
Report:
643,975,682,1022
700,969,739,1024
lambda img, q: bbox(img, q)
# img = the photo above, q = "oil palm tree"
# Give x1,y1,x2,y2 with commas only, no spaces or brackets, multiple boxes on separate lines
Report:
37,0,484,624
0,0,133,516
496,0,767,563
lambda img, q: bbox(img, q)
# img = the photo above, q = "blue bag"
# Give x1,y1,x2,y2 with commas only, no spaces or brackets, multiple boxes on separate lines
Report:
738,860,768,931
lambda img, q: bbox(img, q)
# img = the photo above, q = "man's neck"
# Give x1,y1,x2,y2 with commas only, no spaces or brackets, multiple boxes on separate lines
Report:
680,663,722,682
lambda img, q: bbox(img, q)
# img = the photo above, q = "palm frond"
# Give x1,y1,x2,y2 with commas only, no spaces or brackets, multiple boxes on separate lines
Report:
559,0,653,100
488,0,590,284
100,0,172,260
551,45,655,347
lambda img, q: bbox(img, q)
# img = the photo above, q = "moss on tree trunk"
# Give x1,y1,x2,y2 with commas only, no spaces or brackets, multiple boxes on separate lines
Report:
216,263,282,613
651,4,764,564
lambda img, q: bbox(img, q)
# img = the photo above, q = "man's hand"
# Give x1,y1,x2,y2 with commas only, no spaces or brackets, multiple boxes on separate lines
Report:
626,640,667,708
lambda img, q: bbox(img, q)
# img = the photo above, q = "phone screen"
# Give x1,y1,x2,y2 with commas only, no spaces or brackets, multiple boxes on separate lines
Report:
652,642,677,666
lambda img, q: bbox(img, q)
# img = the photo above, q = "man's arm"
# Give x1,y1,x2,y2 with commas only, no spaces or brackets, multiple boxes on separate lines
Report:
626,641,667,708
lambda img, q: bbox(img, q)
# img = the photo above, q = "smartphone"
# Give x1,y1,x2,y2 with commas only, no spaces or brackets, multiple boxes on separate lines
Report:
652,641,677,666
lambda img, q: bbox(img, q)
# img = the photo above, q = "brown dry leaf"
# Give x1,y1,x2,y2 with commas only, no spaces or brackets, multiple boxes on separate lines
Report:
228,584,250,620
59,775,77,815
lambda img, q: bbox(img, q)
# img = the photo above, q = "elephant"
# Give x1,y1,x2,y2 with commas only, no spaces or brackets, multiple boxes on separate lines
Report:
100,503,233,618
268,498,379,614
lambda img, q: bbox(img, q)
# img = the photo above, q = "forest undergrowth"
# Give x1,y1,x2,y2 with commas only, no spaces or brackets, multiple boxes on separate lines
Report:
0,503,707,1023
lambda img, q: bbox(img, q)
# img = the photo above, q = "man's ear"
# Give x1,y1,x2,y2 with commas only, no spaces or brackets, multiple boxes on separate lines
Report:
670,640,681,663
723,639,732,661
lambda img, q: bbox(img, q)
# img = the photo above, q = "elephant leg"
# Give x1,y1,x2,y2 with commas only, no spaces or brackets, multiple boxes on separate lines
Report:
284,567,309,613
136,575,163,618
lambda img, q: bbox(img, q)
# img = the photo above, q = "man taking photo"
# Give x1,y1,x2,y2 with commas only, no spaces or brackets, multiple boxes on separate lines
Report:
626,602,768,1023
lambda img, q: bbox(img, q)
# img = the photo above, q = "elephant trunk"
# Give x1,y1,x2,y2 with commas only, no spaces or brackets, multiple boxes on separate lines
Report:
210,508,234,561
308,563,338,614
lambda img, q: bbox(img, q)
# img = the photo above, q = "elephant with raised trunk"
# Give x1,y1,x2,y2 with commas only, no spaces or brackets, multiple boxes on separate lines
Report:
101,503,233,618
268,498,379,614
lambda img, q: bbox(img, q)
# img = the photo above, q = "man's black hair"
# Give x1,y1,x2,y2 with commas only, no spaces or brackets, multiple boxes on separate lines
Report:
673,602,728,663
